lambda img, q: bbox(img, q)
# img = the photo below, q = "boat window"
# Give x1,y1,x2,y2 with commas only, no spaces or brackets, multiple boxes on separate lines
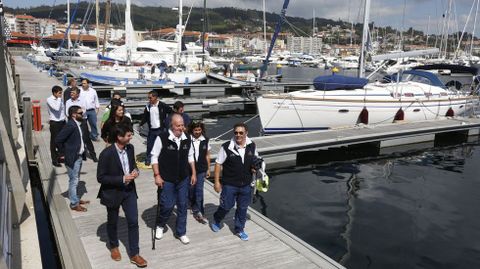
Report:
137,47,158,52
408,75,432,85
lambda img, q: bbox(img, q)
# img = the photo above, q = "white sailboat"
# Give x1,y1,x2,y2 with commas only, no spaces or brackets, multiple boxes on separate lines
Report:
257,68,479,133
256,0,480,134
69,0,207,85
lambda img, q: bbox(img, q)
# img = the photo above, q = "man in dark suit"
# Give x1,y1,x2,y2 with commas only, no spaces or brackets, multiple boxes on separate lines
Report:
55,105,90,212
140,90,172,166
97,124,147,268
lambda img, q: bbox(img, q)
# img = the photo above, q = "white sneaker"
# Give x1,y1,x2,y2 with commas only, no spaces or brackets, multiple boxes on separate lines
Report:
178,235,190,245
155,226,163,240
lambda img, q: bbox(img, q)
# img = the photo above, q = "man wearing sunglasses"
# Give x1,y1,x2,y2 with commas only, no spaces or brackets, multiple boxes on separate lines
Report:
65,87,98,162
210,123,259,241
56,105,90,212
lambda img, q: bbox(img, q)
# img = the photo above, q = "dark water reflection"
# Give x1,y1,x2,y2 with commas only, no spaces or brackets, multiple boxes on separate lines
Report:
250,143,480,269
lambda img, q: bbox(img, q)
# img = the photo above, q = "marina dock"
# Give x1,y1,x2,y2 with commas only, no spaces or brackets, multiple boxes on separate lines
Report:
15,57,344,269
210,117,480,169
5,57,480,269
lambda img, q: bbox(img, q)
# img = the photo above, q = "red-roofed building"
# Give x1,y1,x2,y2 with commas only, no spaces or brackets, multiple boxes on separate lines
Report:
6,32,39,47
42,34,102,48
15,14,40,37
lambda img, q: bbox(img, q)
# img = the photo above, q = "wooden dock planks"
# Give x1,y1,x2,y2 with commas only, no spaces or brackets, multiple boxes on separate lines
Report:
17,57,343,269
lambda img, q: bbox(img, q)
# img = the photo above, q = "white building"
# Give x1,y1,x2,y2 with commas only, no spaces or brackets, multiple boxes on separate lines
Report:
232,36,248,53
248,37,267,53
38,19,57,37
287,36,322,55
89,26,126,42
4,13,16,33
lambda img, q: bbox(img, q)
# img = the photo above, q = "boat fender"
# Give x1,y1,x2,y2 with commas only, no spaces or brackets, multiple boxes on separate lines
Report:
446,107,454,117
358,107,369,124
254,161,269,193
394,108,405,121
202,99,218,106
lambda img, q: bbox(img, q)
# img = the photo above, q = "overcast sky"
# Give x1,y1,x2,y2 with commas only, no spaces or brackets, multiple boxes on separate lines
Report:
4,0,480,35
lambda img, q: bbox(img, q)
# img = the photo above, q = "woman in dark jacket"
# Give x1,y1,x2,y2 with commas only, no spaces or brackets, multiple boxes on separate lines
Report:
101,104,133,145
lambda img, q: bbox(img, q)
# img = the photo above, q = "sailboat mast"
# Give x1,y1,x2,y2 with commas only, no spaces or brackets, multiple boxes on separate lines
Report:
202,0,206,66
470,0,479,59
260,0,290,78
125,0,132,64
358,0,371,78
454,0,476,60
177,0,183,66
426,16,430,49
95,0,100,51
310,9,315,55
67,0,71,50
263,0,267,56
102,0,111,56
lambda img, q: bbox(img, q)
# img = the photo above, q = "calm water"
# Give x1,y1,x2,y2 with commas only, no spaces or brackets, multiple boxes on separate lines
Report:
250,142,480,269
242,66,480,268
129,66,480,268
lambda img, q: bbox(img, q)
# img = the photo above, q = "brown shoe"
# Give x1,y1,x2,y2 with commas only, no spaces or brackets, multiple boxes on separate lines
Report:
193,213,207,225
79,200,90,205
110,247,121,261
70,205,87,212
130,255,147,268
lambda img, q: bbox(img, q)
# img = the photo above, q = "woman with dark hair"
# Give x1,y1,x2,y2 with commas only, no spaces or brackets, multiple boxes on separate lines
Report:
187,121,211,224
101,104,133,145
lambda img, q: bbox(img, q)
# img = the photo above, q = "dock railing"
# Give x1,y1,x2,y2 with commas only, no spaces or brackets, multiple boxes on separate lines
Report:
0,30,31,268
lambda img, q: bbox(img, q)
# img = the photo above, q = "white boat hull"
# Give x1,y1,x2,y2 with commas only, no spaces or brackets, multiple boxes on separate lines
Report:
69,67,206,85
257,94,479,134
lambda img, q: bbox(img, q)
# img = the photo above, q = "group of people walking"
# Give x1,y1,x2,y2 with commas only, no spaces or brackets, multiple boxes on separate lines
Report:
47,82,261,268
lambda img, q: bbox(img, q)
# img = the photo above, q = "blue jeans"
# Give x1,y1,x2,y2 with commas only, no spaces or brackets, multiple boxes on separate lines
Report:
213,184,252,233
189,172,206,215
85,109,98,140
66,156,82,207
146,128,162,165
156,177,189,236
106,190,139,256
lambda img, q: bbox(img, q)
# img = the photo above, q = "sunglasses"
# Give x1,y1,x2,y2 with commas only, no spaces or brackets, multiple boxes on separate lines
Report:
76,111,83,115
234,131,244,135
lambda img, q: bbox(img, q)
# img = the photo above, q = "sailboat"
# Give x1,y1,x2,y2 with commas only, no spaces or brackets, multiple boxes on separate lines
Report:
256,0,480,134
69,0,207,85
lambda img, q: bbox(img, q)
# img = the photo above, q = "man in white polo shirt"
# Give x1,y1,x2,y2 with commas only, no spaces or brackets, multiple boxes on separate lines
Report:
80,78,100,141
47,85,66,167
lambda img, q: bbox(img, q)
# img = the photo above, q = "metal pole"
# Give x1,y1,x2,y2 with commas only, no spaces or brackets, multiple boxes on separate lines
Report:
263,0,267,56
67,0,71,50
102,0,111,56
95,0,100,51
178,0,183,66
201,0,206,66
358,0,371,78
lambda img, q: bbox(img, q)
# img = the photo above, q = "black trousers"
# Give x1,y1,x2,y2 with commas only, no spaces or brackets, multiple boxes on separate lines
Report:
106,190,139,256
80,120,96,158
49,120,65,163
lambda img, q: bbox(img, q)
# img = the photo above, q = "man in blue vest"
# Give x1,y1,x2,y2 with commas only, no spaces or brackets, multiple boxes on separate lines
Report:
151,113,197,244
210,123,259,241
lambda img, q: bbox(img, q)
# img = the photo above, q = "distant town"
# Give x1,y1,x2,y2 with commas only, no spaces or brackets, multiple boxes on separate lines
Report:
3,5,480,57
